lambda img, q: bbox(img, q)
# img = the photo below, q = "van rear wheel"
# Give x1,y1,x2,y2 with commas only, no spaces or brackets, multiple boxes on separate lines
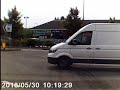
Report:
57,56,71,69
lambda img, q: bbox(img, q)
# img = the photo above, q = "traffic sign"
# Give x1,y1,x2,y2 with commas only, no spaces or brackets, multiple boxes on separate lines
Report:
3,24,12,32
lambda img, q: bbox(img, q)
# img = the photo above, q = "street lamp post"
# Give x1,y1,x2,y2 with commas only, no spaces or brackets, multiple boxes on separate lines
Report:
24,16,29,28
83,0,85,20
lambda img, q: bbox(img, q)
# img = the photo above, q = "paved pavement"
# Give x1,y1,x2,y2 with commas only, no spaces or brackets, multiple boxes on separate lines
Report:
1,49,120,90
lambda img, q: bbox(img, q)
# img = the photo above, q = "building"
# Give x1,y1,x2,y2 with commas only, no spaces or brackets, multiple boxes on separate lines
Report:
31,20,66,40
31,19,120,40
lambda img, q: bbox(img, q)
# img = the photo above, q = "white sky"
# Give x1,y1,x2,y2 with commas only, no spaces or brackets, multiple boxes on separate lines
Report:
1,0,120,28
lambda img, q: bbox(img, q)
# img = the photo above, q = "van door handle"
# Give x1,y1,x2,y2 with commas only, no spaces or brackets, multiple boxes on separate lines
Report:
86,47,92,50
95,48,101,50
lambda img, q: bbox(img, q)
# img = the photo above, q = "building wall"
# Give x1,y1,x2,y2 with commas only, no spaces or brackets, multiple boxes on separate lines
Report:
31,29,66,39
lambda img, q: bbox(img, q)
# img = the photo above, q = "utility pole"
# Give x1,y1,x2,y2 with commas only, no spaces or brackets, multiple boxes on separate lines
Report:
24,16,29,28
83,0,85,20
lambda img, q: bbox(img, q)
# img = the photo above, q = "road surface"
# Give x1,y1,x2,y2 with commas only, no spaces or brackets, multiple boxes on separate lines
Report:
1,49,120,90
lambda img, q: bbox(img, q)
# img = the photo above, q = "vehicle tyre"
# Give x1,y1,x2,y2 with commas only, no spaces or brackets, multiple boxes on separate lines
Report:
57,56,72,69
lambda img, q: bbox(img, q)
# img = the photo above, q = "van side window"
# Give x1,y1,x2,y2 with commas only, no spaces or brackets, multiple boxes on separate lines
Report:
73,31,92,45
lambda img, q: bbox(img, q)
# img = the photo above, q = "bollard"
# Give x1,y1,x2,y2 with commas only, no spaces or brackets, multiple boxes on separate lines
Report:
2,42,6,50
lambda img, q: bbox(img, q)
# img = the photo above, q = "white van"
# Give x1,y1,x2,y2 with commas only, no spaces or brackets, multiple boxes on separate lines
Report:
48,23,120,68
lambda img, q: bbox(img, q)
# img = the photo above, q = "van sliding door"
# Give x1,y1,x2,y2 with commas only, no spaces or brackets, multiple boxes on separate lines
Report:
94,31,120,64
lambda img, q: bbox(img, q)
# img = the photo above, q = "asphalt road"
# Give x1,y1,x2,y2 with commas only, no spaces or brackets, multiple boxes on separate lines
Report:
1,49,120,90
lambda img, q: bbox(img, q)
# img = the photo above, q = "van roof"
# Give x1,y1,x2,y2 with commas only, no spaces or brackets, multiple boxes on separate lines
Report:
85,23,120,31
90,23,120,25
66,23,120,43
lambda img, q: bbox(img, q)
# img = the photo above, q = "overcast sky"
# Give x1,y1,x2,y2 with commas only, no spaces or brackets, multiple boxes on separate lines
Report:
1,0,120,28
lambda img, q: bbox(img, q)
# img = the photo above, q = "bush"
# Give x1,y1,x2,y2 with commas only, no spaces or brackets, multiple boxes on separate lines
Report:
4,39,55,47
42,40,55,47
12,39,21,46
36,40,43,46
27,39,37,47
6,40,10,46
20,39,28,47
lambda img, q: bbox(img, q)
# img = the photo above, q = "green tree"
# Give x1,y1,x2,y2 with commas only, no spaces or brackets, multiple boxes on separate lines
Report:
109,17,116,23
4,6,23,39
22,28,33,38
1,19,5,36
60,16,65,20
63,7,83,37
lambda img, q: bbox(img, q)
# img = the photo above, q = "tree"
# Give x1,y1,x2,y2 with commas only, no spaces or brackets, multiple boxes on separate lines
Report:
4,6,23,39
60,16,65,20
109,17,116,23
22,28,33,38
63,7,83,37
1,19,5,36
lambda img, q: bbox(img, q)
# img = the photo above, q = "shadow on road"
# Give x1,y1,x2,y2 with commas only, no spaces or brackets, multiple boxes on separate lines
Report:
48,64,120,77
48,64,120,89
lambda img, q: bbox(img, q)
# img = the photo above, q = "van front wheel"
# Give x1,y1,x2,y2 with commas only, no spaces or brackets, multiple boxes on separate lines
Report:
57,56,71,69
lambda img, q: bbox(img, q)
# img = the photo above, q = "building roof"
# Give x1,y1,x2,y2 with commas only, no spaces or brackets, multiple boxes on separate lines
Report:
31,20,65,30
31,19,120,30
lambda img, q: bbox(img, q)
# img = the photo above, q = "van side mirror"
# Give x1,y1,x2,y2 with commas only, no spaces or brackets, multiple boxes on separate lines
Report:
69,39,78,45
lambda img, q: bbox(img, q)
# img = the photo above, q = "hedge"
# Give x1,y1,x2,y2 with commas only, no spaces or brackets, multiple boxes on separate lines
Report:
1,38,55,47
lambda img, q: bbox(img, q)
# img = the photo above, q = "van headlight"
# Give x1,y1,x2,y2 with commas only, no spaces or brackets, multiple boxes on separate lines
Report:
49,49,57,53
